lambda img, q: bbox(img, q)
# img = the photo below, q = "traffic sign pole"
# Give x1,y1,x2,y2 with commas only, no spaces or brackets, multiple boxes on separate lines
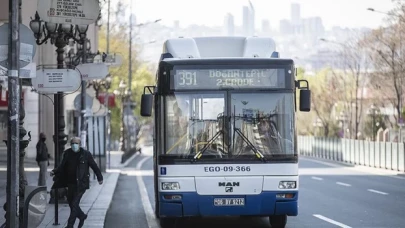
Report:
6,0,20,226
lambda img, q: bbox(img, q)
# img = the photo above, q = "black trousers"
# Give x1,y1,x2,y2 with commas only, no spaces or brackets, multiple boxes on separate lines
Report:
67,184,86,225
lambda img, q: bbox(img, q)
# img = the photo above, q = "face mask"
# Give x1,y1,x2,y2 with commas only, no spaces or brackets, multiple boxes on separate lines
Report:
71,144,80,152
41,138,46,142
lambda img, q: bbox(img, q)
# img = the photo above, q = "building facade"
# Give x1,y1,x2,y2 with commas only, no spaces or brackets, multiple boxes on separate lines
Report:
0,0,99,159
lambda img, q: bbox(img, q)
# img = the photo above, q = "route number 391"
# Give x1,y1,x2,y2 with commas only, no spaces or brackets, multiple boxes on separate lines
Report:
178,72,197,86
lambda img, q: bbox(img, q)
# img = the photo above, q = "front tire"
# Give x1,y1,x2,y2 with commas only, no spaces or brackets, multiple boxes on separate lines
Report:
269,215,287,228
159,218,176,228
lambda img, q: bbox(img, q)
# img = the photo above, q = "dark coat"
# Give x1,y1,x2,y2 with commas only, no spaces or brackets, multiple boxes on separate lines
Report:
36,140,49,162
51,148,103,191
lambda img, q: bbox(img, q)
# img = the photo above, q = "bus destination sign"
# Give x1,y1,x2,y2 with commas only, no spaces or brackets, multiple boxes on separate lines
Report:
173,68,285,90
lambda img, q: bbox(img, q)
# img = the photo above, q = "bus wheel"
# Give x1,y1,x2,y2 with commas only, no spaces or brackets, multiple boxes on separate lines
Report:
269,215,287,228
159,218,176,228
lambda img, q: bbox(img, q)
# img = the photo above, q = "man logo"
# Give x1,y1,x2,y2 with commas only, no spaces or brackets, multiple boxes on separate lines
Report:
225,187,233,192
218,182,240,187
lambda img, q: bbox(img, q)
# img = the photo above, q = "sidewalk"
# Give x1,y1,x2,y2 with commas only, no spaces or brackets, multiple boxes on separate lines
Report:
38,150,135,228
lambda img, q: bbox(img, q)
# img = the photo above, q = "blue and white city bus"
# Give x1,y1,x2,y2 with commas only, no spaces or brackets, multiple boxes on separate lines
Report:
140,37,311,228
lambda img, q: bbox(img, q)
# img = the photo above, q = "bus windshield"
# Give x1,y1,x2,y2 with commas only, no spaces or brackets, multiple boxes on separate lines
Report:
163,92,295,161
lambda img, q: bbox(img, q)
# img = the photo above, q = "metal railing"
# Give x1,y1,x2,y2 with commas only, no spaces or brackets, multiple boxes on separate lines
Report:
298,136,405,172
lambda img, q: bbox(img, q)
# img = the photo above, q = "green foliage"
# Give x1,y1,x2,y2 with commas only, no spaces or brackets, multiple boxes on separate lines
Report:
97,26,155,140
295,67,350,137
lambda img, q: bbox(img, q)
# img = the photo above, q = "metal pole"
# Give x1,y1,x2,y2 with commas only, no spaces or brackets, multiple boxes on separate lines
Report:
128,2,133,92
106,0,111,168
105,92,110,169
52,36,68,224
80,39,88,148
106,0,110,53
53,92,59,225
6,0,20,226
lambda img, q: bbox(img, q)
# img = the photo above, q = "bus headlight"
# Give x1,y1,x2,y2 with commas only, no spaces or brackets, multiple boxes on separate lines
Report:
162,182,180,190
278,181,296,189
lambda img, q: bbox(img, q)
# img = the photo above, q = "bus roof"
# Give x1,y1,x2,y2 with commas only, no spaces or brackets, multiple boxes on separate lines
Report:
161,36,279,60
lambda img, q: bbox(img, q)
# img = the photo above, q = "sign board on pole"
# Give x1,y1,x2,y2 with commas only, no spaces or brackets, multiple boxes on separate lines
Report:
20,62,36,79
73,93,93,111
32,68,81,93
37,0,101,25
0,23,36,69
104,54,123,67
76,63,109,81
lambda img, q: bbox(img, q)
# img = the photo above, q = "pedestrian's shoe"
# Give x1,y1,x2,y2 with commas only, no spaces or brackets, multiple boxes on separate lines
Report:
78,214,88,228
64,225,73,228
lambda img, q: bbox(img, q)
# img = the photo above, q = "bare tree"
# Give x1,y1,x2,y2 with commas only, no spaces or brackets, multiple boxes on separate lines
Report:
327,35,371,139
364,3,405,126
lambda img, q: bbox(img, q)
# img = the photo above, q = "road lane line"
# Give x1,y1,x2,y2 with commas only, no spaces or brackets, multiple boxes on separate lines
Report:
313,214,352,228
367,189,388,195
336,182,351,187
311,176,323,180
136,156,159,228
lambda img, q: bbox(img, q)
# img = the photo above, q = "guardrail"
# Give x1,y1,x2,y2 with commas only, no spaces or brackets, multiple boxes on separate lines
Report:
298,136,405,172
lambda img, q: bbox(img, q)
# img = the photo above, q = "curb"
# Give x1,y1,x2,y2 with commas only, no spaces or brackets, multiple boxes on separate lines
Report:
113,152,141,169
92,172,120,227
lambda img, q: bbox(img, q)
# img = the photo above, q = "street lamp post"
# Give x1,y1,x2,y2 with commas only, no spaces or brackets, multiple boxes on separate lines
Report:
29,11,89,224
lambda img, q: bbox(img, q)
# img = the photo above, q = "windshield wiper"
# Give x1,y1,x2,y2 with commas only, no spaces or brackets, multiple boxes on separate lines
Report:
191,129,223,162
232,116,267,162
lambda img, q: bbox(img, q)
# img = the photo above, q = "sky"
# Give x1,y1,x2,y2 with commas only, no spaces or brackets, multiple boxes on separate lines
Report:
125,0,397,30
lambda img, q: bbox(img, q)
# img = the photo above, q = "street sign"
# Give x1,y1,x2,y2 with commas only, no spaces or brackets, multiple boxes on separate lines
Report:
32,68,81,93
37,0,101,25
76,63,108,80
20,62,36,78
0,23,36,69
73,93,93,111
104,53,123,67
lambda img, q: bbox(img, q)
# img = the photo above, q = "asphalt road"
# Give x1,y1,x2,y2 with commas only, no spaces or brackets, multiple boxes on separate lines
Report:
105,146,405,228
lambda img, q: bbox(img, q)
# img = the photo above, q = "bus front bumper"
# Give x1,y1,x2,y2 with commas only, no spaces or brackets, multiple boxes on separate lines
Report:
158,191,298,218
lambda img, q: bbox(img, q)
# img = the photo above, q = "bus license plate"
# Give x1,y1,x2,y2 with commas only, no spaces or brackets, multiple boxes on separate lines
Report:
214,198,245,206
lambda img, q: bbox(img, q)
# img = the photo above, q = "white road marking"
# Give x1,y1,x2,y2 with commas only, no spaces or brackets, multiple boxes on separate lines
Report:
367,189,388,195
136,156,159,228
311,176,323,180
313,214,352,228
121,170,154,176
336,182,351,187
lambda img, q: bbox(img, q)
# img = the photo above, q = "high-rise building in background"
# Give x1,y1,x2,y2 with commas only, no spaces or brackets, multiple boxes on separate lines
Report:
224,13,235,36
242,1,255,36
302,17,325,37
261,19,271,34
291,3,301,25
279,19,292,35
291,3,301,35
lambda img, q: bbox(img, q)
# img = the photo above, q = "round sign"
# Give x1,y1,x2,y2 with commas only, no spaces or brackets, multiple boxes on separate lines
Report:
0,23,37,69
74,93,94,111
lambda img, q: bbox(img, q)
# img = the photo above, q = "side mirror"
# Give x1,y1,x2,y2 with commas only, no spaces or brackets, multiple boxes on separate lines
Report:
140,94,153,116
299,89,311,112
